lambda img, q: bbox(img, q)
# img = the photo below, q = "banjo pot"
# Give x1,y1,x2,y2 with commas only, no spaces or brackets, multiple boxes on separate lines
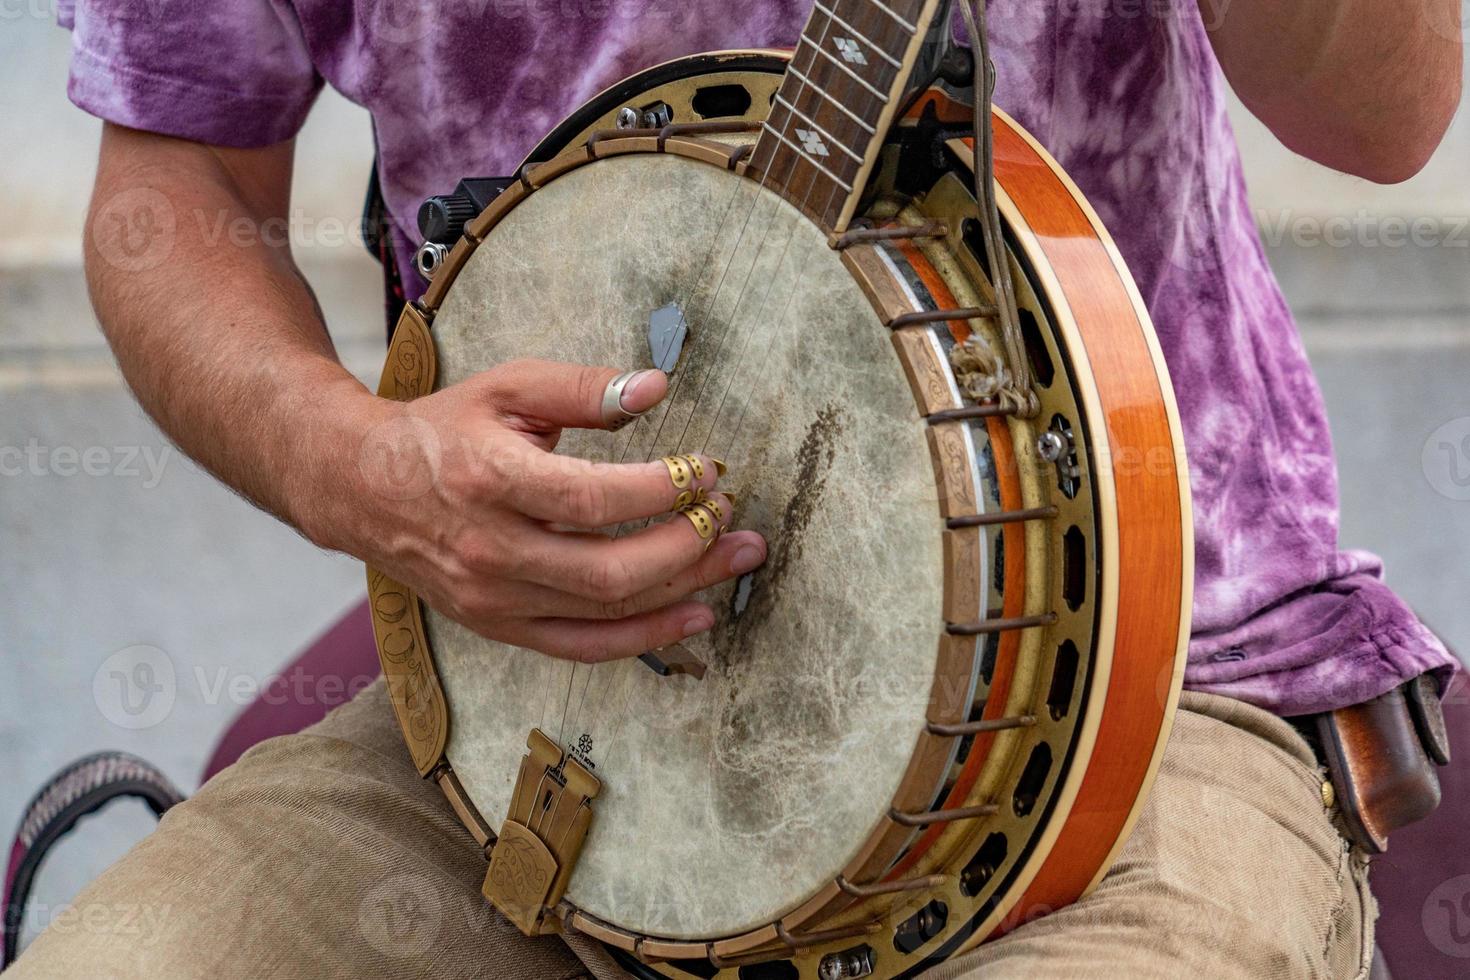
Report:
367,4,1192,977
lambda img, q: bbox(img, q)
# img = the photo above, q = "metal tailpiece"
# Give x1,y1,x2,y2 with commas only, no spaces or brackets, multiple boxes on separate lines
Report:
485,729,601,935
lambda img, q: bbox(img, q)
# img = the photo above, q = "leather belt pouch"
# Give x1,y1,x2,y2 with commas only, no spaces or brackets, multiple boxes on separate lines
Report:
1316,674,1450,853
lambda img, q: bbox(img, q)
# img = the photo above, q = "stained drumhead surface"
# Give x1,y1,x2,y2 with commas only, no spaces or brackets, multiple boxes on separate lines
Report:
428,153,957,938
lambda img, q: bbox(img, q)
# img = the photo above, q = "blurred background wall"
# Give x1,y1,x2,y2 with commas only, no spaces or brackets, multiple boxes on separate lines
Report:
2,4,1468,945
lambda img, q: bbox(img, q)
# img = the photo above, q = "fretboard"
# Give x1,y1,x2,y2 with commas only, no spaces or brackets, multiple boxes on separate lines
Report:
746,0,944,232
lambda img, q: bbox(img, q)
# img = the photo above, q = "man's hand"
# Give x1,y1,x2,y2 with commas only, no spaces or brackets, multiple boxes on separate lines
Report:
325,360,765,661
85,123,762,663
1200,0,1462,183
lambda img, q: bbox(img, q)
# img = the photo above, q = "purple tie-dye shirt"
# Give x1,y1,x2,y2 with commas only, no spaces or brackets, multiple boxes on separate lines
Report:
58,0,1455,715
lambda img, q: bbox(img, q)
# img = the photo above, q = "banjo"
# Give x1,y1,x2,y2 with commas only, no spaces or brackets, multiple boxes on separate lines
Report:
367,1,1192,976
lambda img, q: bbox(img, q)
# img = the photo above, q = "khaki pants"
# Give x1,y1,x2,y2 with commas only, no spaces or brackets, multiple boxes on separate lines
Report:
9,682,1375,979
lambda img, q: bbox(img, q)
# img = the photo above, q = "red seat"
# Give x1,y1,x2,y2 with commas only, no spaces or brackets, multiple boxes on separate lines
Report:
201,599,380,781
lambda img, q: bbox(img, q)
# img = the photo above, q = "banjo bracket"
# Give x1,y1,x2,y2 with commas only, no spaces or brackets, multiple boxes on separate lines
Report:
484,728,602,936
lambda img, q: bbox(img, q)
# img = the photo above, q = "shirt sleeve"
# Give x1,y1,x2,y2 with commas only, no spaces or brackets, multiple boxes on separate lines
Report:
58,0,323,147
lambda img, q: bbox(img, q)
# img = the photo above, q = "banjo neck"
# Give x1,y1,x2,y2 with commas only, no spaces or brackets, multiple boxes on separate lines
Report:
745,0,948,232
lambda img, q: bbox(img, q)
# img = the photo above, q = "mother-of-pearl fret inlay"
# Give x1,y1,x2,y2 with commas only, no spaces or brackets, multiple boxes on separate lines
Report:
834,37,868,64
817,3,905,68
779,96,866,162
746,0,944,232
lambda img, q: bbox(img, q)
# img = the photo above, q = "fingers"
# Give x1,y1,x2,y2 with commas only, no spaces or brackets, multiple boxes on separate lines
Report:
486,359,667,431
503,599,716,663
513,492,741,599
468,530,766,621
500,448,728,528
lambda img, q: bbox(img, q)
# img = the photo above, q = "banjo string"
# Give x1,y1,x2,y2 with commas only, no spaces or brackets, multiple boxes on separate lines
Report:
652,194,811,495
543,174,754,737
564,186,811,748
662,3,932,471
600,7,1009,764
553,182,779,746
654,0,896,465
616,19,835,485
593,116,852,771
565,3,977,759
597,181,841,773
566,3,989,744
583,207,822,760
585,9,935,765
590,193,834,775
712,1,1020,470
557,24,843,749
558,178,794,746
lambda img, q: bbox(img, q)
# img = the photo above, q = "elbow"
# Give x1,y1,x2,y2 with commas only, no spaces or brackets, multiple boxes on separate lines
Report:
1347,142,1441,186
1337,72,1462,185
1357,94,1460,184
1245,53,1462,185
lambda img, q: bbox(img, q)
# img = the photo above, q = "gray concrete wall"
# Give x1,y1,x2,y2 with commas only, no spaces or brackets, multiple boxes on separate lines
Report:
2,8,1468,946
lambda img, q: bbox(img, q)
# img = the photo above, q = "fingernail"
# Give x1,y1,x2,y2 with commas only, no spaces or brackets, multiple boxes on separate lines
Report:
620,369,663,411
711,457,728,477
731,544,765,574
681,612,714,638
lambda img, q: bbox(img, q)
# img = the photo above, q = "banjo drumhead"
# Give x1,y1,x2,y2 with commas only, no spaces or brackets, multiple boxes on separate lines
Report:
427,152,978,938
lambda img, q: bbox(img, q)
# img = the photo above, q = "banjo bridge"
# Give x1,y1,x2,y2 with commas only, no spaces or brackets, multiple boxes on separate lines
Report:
484,728,601,936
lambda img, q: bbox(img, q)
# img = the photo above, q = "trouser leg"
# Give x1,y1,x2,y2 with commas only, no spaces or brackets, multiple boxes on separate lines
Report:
8,678,623,980
923,691,1376,980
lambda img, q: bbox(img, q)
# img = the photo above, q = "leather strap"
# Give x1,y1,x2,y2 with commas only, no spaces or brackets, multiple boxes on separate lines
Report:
1315,677,1446,853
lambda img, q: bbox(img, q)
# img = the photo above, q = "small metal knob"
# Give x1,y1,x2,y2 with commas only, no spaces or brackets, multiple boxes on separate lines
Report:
616,106,640,129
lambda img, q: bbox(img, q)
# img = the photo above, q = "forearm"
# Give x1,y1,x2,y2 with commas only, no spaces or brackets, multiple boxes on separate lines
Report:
85,124,381,546
1200,0,1462,182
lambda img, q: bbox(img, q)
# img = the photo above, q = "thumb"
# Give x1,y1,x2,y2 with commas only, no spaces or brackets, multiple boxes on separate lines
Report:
483,358,667,431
